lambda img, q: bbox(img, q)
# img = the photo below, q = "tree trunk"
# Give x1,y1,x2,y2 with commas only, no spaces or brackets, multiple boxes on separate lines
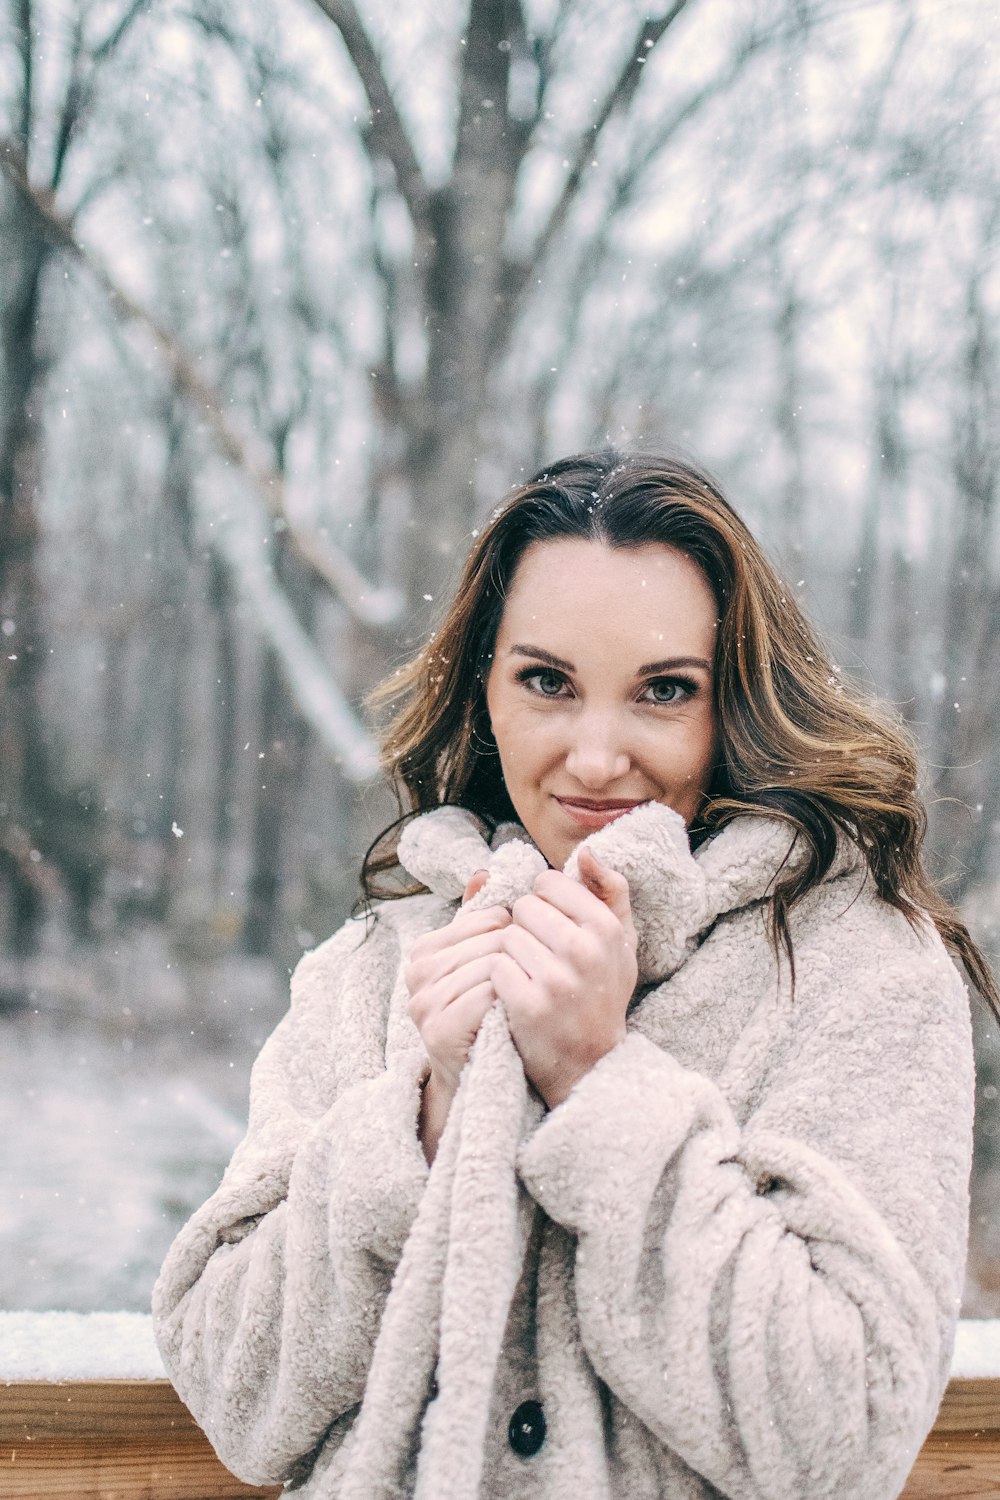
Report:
209,552,239,903
929,278,998,887
396,0,524,615
243,535,315,957
774,282,806,559
0,176,52,952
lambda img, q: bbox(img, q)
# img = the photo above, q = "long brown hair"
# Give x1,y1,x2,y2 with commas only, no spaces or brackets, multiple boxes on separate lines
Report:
363,449,998,1014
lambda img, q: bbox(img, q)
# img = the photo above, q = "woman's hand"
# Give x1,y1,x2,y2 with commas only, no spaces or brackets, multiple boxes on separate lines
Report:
492,847,638,1109
405,877,510,1161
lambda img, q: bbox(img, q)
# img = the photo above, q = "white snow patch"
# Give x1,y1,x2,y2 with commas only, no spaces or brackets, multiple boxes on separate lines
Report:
0,1312,165,1380
1,1313,997,1384
952,1319,1000,1378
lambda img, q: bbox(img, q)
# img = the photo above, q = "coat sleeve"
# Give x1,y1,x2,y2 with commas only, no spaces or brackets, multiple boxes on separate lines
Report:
151,916,430,1486
515,909,975,1500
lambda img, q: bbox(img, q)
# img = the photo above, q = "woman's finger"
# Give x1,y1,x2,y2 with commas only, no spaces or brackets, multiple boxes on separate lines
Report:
409,904,510,961
529,866,623,929
406,927,509,992
444,981,497,1032
491,950,538,1013
509,890,581,956
418,980,496,1084
576,847,636,940
409,953,498,1018
499,921,557,984
436,954,498,1006
462,868,490,905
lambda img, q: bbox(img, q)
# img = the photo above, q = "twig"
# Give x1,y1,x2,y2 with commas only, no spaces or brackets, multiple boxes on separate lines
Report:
522,1,695,284
0,139,402,627
308,0,433,247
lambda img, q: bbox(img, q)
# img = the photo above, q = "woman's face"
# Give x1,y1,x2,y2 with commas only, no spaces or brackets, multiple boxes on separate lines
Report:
485,538,719,869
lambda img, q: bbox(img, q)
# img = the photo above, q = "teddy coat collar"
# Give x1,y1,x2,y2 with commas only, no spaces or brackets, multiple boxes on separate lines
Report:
331,801,862,1500
397,799,861,986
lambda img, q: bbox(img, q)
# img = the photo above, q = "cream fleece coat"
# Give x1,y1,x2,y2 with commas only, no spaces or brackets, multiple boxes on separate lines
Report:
153,802,975,1500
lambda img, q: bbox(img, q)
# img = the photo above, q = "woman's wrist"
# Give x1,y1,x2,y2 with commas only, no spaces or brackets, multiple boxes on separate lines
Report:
538,1029,628,1110
418,1068,456,1166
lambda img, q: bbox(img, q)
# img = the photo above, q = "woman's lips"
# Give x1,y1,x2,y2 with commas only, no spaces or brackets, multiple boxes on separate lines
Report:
554,797,647,830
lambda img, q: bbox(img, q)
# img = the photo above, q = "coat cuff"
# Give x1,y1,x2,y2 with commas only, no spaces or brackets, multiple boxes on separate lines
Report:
325,1049,431,1265
516,1032,709,1232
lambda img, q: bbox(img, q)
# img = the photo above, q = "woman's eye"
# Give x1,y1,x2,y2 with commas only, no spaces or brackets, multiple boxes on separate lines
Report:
643,677,691,704
529,670,566,697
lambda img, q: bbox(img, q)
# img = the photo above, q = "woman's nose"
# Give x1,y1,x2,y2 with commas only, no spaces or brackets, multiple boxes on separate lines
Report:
564,715,631,787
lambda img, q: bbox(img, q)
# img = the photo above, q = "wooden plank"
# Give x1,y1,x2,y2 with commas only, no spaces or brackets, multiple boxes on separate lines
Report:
0,1438,281,1500
0,1383,200,1442
1,1374,998,1499
901,1432,1000,1499
931,1379,1000,1434
0,1384,280,1500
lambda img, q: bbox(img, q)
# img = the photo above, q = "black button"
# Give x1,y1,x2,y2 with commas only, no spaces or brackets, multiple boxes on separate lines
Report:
429,1375,439,1400
508,1399,546,1458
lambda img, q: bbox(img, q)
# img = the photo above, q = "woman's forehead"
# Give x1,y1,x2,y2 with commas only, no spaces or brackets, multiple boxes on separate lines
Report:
495,538,718,660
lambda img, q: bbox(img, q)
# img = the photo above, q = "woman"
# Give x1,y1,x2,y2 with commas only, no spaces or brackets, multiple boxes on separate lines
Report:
154,450,995,1500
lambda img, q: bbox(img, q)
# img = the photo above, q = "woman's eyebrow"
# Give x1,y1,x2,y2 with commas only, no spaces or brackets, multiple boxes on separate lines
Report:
509,644,711,675
639,656,712,675
510,644,575,671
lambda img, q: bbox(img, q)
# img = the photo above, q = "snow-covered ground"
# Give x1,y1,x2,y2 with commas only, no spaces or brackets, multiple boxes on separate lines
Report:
0,934,287,1312
0,1010,249,1310
1,1310,997,1381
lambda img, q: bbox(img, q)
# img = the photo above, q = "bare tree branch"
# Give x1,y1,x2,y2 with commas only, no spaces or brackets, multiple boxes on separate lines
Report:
50,0,151,192
15,0,34,160
307,0,433,244
49,10,86,192
613,50,760,197
0,140,402,627
93,0,149,63
205,485,381,781
518,1,695,287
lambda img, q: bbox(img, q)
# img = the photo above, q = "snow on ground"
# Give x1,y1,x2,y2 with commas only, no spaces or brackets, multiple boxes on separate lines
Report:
0,998,275,1311
1,1311,996,1382
952,1319,1000,1378
0,1311,164,1379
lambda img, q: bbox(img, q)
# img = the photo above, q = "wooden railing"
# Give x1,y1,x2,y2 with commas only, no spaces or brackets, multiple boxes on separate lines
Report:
905,1377,1000,1499
1,1380,278,1500
2,1315,998,1498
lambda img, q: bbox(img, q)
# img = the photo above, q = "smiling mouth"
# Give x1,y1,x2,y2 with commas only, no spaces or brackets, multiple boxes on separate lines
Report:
554,797,648,826
555,797,647,810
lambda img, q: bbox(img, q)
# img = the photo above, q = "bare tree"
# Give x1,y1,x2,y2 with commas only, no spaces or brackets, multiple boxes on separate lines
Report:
0,0,148,949
929,244,1000,898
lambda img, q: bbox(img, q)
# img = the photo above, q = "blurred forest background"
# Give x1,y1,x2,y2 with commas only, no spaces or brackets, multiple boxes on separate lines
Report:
2,0,999,1313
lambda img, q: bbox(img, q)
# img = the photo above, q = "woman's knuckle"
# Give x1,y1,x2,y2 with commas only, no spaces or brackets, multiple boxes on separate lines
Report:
566,935,592,970
406,990,426,1025
550,969,574,1002
595,907,622,939
511,894,535,924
